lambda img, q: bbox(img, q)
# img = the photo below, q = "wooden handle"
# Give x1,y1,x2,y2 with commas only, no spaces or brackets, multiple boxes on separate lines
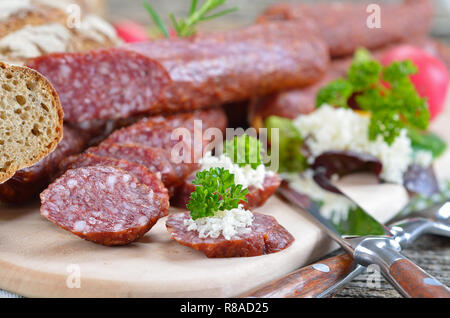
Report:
390,259,450,298
240,253,354,298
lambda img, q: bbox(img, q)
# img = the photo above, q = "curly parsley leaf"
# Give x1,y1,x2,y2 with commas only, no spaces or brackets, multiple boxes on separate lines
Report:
265,116,308,173
224,134,264,169
316,48,432,145
187,167,248,220
316,79,353,108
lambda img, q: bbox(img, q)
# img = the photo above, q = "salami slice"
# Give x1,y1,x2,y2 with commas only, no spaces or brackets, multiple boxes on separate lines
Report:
85,144,198,192
0,125,89,203
27,21,328,123
102,108,227,150
171,174,281,210
41,166,169,246
60,153,169,200
257,0,432,57
166,212,294,258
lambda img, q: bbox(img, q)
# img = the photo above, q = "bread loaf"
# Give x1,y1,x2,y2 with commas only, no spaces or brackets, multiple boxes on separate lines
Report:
0,61,63,183
0,0,120,65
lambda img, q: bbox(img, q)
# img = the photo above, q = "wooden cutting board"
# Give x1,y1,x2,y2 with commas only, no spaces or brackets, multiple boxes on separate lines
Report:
0,91,448,298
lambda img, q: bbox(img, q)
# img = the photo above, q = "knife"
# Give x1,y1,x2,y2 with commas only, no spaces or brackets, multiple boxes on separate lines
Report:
243,169,450,298
241,201,450,298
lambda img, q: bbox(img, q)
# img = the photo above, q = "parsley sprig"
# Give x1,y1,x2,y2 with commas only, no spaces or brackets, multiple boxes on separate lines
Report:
144,0,238,38
187,168,248,220
224,135,264,169
316,48,430,145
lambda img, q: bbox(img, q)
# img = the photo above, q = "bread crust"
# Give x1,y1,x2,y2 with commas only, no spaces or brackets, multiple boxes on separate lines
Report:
0,61,63,184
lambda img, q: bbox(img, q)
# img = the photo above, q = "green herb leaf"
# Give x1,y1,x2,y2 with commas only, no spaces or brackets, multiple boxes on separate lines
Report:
224,135,263,169
265,116,308,173
143,2,169,38
144,0,238,38
187,167,249,220
316,48,433,145
408,128,447,159
316,79,353,108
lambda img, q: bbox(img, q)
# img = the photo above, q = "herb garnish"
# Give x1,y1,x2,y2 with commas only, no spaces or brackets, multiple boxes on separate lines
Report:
317,48,430,145
224,135,264,169
265,116,308,173
187,168,248,220
143,0,238,38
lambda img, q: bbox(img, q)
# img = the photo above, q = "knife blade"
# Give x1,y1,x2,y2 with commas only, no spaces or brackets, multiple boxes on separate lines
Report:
241,202,450,298
254,169,449,298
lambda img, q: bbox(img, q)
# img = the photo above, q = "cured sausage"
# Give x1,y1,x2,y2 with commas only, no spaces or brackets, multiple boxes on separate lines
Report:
257,0,432,57
85,144,198,194
60,153,169,199
41,166,169,246
27,21,329,123
166,211,294,258
171,174,281,209
0,125,89,203
102,108,227,151
249,58,350,129
249,38,450,128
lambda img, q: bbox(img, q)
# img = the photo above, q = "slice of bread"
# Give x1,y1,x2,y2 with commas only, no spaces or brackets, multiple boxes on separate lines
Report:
0,61,63,183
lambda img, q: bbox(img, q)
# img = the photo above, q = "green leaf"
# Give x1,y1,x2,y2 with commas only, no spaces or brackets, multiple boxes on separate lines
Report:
347,56,382,91
316,48,437,146
408,128,447,159
335,206,386,236
224,135,263,169
316,79,353,108
187,167,248,220
265,116,308,173
143,2,169,38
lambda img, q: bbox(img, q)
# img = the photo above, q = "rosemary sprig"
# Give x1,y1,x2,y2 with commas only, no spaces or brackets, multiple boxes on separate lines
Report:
143,0,238,38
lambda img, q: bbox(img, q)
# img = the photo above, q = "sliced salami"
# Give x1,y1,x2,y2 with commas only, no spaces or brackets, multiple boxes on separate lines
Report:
27,21,328,123
171,174,281,209
102,108,227,151
85,144,198,192
60,153,169,200
41,166,169,246
166,212,294,258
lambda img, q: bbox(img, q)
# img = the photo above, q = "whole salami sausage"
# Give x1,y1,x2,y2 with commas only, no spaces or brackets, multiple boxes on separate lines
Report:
171,174,281,210
166,211,294,258
41,166,169,246
27,21,328,123
0,125,89,203
249,58,350,129
257,0,432,58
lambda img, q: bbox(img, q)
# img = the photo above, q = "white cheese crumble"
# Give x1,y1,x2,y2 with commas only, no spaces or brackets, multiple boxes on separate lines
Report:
293,105,413,184
284,170,356,224
413,150,433,168
199,152,272,189
184,205,254,240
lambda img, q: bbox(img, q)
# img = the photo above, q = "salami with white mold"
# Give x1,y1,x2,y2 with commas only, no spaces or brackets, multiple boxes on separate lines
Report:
26,21,328,123
40,166,169,246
